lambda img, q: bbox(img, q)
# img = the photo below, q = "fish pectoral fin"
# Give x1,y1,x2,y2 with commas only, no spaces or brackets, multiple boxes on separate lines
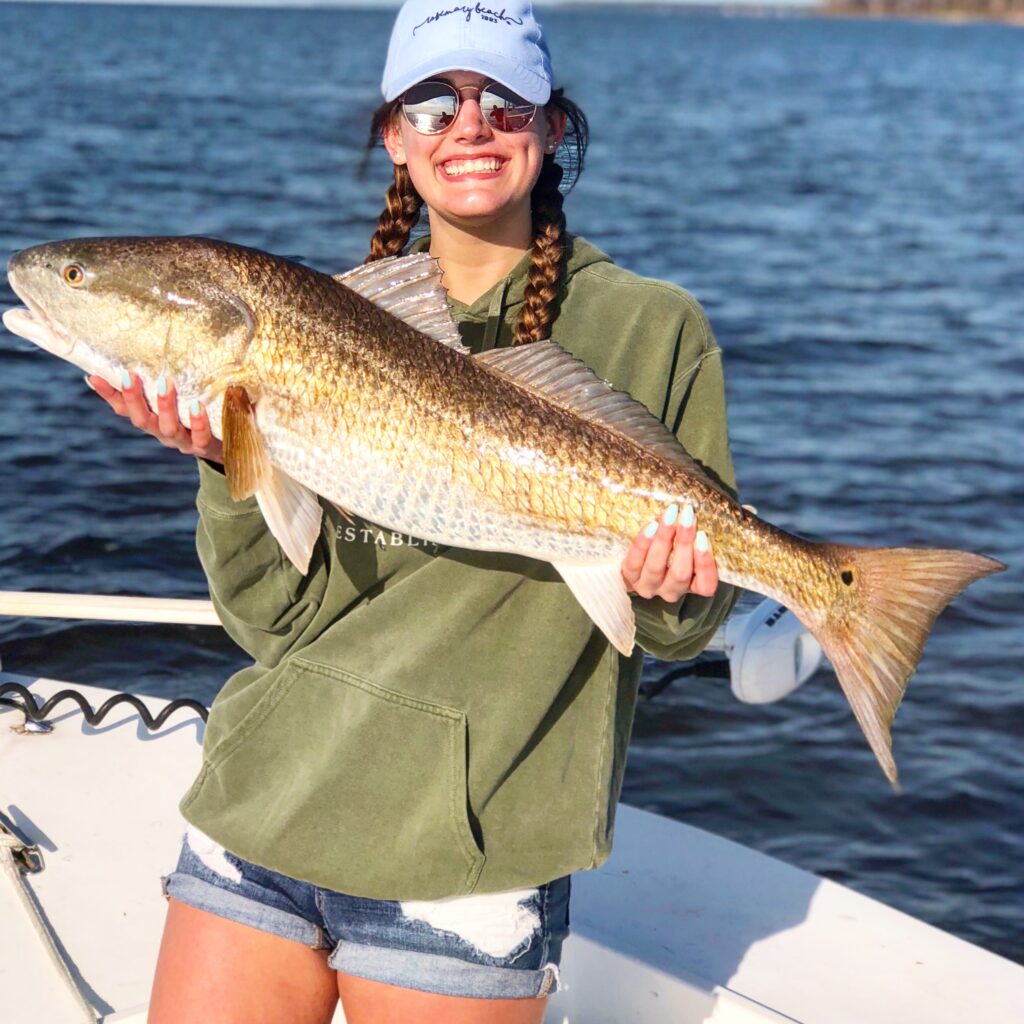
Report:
222,385,269,501
222,385,272,499
255,466,324,574
333,254,468,354
551,559,636,657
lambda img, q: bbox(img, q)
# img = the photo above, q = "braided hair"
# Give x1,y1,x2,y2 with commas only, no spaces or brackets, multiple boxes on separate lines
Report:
365,163,424,263
363,88,589,345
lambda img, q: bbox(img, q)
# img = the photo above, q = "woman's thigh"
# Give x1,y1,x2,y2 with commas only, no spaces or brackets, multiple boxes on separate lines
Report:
148,898,339,1024
336,971,547,1024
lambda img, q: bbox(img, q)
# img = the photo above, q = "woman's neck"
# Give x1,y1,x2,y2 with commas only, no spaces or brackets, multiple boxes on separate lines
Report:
426,209,533,305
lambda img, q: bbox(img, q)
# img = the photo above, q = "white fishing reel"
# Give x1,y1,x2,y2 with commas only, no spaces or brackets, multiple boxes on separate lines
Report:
709,598,823,704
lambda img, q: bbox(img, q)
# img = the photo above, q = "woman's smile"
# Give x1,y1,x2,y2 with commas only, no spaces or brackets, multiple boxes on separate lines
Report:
438,154,507,179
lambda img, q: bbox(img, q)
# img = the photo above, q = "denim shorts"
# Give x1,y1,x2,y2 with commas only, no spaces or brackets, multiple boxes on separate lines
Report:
160,825,571,999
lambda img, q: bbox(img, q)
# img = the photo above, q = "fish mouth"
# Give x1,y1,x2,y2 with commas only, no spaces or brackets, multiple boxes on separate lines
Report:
2,274,77,358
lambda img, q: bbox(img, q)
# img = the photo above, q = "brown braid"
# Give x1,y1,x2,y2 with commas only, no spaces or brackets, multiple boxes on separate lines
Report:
514,158,567,346
365,163,424,264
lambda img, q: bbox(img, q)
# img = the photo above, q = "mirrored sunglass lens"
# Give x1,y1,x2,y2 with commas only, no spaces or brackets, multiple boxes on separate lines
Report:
403,83,458,133
480,84,536,132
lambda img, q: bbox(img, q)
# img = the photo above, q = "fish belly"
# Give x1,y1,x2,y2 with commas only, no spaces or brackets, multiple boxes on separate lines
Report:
255,401,626,566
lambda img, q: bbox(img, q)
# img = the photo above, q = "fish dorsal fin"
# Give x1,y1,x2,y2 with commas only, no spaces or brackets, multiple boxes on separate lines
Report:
475,341,728,492
334,254,468,354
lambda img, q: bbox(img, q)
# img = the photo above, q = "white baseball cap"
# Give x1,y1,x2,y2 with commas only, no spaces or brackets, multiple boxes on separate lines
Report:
381,0,555,105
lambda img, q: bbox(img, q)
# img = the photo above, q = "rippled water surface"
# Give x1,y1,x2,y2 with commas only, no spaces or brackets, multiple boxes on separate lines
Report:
0,4,1021,965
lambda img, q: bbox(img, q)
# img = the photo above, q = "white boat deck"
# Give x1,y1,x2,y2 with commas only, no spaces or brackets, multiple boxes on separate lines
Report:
2,675,1022,1023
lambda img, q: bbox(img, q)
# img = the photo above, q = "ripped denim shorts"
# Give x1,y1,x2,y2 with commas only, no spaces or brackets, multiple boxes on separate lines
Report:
160,825,571,999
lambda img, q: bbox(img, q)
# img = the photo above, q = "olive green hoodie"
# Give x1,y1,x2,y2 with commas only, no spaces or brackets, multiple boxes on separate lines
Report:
179,234,741,899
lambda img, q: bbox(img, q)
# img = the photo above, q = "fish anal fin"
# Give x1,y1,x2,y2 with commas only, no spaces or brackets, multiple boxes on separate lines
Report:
552,558,636,657
222,384,268,501
334,254,468,353
475,341,731,497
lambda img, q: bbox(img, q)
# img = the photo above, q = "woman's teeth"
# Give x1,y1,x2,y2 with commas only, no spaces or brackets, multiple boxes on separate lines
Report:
442,158,504,176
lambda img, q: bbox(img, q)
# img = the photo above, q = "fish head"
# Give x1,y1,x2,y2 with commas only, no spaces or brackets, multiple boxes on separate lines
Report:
4,236,256,391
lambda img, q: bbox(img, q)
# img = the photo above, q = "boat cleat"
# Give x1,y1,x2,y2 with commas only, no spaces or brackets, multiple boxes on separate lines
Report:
0,808,44,874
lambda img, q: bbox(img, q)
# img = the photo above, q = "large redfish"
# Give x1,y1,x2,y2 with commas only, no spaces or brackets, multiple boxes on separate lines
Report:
3,236,1005,786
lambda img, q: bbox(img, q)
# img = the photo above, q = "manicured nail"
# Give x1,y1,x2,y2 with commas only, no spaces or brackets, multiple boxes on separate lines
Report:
643,521,658,539
663,503,679,526
121,369,132,388
681,502,695,528
695,530,710,553
190,399,201,417
83,374,96,392
157,373,167,397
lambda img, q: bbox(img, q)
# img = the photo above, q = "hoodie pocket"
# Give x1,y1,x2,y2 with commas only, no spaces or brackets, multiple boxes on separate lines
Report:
196,656,486,900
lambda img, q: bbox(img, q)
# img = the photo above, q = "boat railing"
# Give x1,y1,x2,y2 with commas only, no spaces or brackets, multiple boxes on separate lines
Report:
0,591,220,627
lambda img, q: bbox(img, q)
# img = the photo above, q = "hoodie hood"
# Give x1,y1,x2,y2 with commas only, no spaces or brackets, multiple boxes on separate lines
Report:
409,232,613,351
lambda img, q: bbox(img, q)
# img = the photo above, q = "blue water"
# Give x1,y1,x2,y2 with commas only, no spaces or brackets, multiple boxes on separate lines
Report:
0,3,1021,965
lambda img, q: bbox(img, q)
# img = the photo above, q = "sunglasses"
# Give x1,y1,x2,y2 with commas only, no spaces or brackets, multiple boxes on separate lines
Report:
401,79,538,136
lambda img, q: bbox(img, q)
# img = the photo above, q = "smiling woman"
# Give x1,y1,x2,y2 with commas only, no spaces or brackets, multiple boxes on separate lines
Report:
375,67,561,280
64,1,740,1022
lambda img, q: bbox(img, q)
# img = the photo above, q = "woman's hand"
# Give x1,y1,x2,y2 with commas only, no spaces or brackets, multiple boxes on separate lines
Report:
621,502,718,602
85,371,224,464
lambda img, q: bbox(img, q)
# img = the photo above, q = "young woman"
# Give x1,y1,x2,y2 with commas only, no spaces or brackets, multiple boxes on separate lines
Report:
88,3,738,1021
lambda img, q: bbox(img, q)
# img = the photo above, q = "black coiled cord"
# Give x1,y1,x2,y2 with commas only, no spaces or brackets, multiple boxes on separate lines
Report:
0,679,208,728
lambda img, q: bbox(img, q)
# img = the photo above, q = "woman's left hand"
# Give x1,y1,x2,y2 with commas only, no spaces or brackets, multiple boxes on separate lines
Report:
621,502,719,601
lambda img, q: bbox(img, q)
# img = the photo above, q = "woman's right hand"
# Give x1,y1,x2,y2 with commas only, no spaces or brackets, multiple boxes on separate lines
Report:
86,371,224,464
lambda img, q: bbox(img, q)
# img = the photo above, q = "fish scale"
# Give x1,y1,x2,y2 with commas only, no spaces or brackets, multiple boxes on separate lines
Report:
248,292,656,555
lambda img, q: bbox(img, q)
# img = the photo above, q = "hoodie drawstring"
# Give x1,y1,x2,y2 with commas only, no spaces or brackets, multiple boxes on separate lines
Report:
480,276,512,352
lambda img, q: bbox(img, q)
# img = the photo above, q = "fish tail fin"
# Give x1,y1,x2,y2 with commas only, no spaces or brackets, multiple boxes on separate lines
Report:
799,544,1005,790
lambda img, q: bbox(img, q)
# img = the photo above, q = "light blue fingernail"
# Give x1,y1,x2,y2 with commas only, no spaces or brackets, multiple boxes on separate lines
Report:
695,530,710,552
190,399,201,417
121,369,131,388
157,373,167,397
682,503,695,528
663,503,678,526
83,374,96,392
643,521,658,538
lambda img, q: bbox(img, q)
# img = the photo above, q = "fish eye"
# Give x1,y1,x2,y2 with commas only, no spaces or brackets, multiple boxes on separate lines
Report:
62,263,86,287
